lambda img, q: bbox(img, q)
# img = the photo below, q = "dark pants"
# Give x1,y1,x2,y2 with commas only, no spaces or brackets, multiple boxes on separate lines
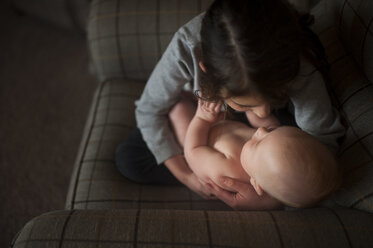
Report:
115,128,181,185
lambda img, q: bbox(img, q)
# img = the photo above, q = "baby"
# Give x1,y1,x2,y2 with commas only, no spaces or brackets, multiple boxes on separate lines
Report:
169,95,340,210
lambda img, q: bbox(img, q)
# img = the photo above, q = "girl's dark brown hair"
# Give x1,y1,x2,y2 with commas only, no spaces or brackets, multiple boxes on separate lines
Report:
200,0,329,106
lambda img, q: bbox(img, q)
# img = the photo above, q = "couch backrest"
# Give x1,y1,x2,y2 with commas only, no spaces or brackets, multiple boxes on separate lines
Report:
88,0,214,82
87,0,321,82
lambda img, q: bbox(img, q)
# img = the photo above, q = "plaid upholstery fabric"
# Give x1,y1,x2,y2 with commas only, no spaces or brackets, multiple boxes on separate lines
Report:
65,79,230,210
87,0,214,82
336,0,373,82
12,0,91,33
11,208,373,247
311,0,373,213
69,0,373,213
66,0,373,212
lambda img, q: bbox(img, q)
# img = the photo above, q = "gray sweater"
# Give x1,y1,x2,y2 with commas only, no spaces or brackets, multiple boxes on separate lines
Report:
135,13,345,164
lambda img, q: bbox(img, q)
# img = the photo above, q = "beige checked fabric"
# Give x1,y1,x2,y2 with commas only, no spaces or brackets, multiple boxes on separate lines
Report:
88,0,214,82
10,208,373,247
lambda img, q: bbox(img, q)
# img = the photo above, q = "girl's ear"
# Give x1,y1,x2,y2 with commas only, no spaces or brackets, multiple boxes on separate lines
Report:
199,61,207,73
250,177,264,196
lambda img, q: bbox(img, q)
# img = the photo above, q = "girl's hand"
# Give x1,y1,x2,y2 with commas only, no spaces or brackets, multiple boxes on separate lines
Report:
196,99,223,124
207,177,282,210
183,172,217,200
164,154,217,200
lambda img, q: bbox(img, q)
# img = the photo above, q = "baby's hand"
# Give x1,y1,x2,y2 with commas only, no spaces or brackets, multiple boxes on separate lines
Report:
196,99,223,123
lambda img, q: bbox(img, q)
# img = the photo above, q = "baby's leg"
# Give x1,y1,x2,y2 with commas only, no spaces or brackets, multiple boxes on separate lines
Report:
169,92,197,148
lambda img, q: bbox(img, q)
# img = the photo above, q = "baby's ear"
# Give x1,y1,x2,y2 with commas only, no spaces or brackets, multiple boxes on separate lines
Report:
250,178,264,196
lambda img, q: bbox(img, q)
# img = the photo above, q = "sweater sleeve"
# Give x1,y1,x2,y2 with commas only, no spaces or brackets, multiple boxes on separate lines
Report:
289,64,346,154
135,30,195,164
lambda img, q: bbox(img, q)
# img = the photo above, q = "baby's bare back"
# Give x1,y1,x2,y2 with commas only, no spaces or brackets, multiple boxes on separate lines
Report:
206,120,255,188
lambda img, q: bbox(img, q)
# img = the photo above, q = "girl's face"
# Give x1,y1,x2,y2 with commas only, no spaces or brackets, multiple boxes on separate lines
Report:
225,95,271,118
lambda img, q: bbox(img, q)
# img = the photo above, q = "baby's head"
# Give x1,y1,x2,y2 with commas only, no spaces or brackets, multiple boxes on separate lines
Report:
240,126,340,208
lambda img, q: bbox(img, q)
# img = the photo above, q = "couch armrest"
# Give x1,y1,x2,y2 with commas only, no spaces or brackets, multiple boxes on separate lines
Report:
11,208,373,248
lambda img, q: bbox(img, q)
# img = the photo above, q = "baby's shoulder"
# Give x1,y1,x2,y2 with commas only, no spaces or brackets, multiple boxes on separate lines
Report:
209,120,252,146
212,120,250,132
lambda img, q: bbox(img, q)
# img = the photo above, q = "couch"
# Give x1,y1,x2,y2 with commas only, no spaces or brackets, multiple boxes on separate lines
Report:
11,0,373,247
11,0,91,34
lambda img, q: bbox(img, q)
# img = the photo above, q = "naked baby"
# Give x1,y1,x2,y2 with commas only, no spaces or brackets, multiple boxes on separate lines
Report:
169,95,340,210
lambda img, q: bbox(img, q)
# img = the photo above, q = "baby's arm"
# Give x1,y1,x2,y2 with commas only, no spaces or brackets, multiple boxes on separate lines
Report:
184,100,230,183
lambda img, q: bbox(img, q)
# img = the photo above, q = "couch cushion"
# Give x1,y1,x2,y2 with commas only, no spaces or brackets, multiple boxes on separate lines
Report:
11,208,373,248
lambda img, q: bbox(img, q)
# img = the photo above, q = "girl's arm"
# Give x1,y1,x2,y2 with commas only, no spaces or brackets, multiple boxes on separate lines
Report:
289,59,345,153
136,14,220,199
136,13,206,165
135,30,193,165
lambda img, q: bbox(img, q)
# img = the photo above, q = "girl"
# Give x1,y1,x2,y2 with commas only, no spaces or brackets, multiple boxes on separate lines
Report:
116,0,345,209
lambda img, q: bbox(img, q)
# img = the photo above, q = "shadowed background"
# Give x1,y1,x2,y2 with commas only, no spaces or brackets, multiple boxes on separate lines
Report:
0,1,98,246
